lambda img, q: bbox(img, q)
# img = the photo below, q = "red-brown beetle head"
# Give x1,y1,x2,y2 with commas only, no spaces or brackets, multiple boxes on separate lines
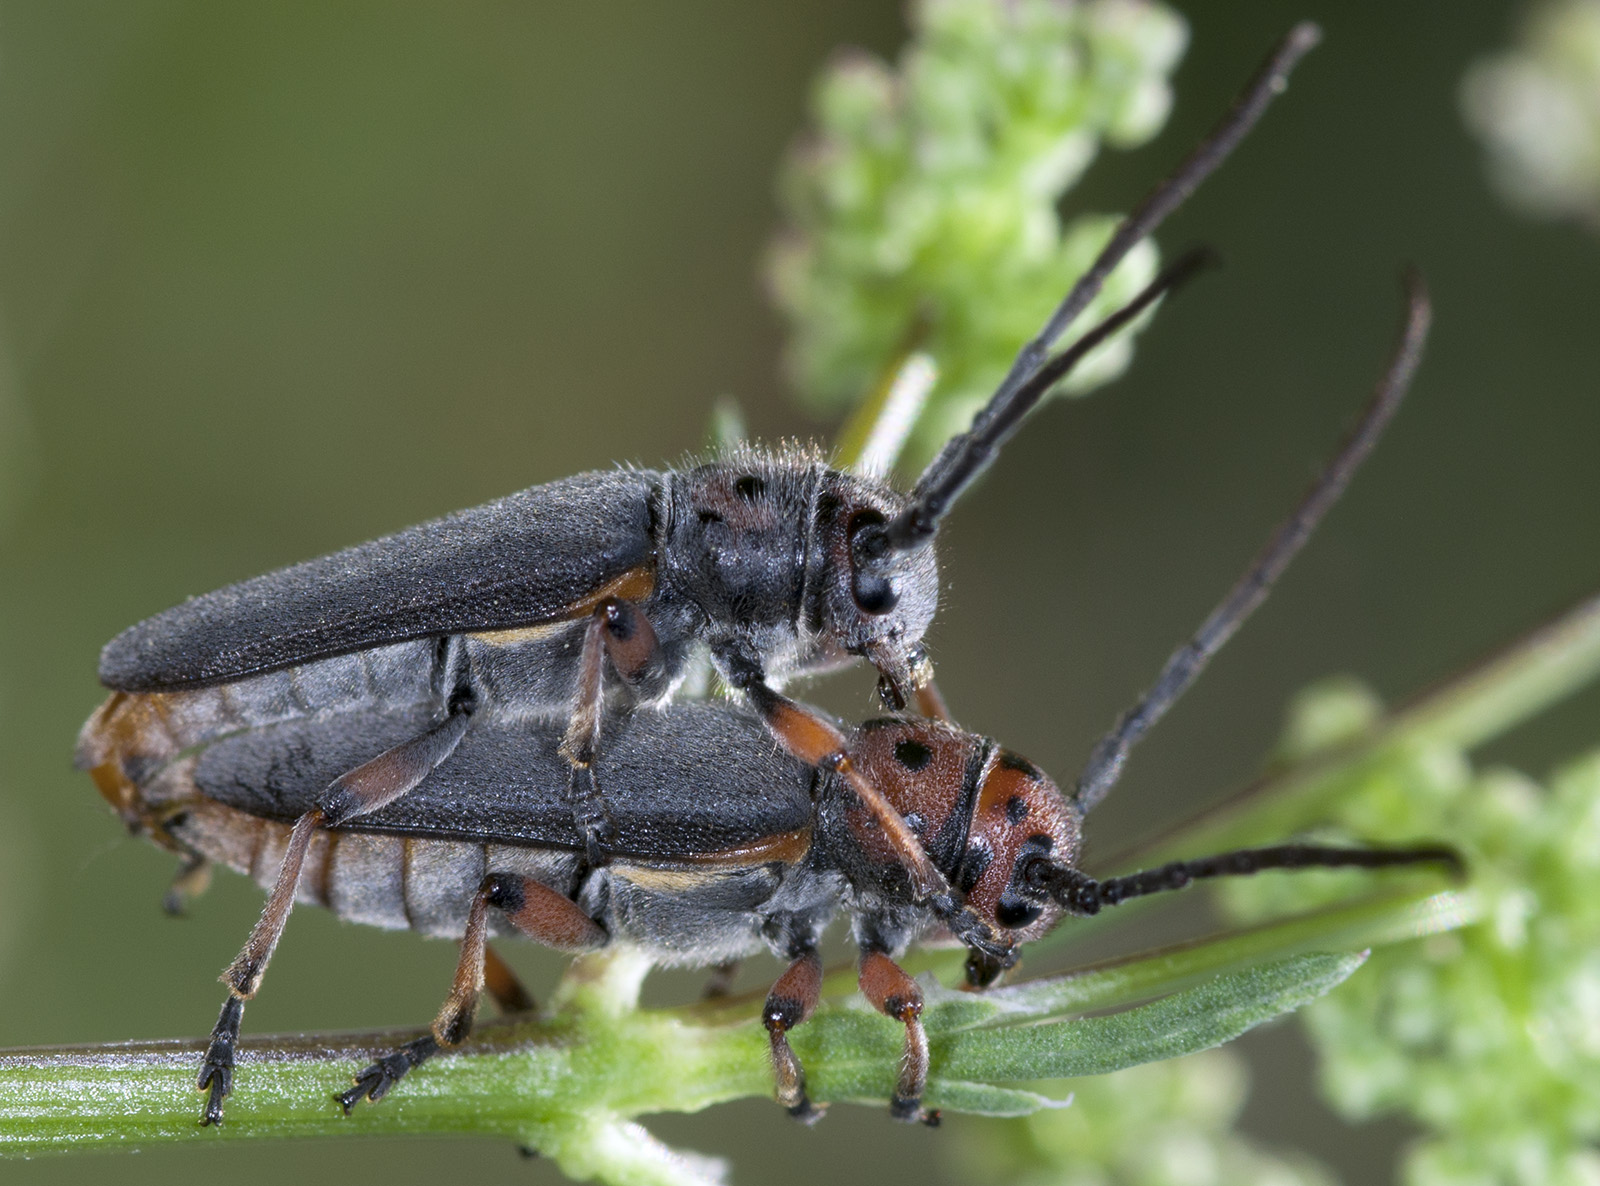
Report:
951,745,1081,944
845,718,1081,946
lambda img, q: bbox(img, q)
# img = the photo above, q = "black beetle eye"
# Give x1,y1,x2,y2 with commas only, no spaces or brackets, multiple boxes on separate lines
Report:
995,894,1043,929
734,474,765,501
847,509,900,615
853,570,898,614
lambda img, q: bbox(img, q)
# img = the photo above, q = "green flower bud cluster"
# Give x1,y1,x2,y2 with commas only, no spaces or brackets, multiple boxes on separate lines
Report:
1222,677,1600,1186
1462,0,1600,228
768,0,1186,472
949,1047,1334,1186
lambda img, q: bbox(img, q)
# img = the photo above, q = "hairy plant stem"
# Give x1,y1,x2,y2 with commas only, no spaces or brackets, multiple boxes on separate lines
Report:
6,588,1592,1179
5,543,1591,1186
0,884,1466,1179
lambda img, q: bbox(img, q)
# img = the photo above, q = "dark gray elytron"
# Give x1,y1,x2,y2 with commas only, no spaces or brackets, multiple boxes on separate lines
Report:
83,682,1458,1128
81,243,1440,1126
90,27,1324,936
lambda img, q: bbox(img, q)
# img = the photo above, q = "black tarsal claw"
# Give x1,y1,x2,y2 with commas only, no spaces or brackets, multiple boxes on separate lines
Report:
338,1036,437,1115
197,1060,231,1127
197,996,243,1126
338,1052,406,1113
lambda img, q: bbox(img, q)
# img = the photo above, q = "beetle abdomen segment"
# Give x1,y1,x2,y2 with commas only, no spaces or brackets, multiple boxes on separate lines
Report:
162,793,809,959
324,832,410,930
76,641,444,799
165,800,586,940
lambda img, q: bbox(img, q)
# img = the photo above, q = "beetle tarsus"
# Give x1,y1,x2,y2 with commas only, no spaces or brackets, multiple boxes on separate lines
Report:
786,1099,827,1125
199,1071,229,1127
338,1035,439,1114
197,995,244,1126
342,890,495,1114
764,946,824,1120
889,1094,932,1125
768,1026,812,1117
859,950,934,1124
194,809,322,1124
566,765,616,866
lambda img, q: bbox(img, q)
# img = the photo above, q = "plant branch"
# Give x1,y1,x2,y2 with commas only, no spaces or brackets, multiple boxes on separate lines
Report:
1122,591,1600,863
0,883,1469,1177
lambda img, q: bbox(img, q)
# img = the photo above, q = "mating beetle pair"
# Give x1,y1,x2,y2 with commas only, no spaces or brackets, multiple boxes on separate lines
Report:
83,655,1454,1124
79,22,1458,1128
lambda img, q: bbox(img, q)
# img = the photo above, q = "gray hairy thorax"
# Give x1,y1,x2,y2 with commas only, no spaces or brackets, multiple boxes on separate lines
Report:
654,453,824,686
653,448,940,694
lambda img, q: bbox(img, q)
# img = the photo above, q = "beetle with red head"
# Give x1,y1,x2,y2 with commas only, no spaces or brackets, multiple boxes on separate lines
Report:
80,259,1448,1127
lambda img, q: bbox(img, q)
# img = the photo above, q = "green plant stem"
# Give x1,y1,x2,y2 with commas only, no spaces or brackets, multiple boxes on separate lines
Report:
0,883,1467,1177
5,544,1578,1186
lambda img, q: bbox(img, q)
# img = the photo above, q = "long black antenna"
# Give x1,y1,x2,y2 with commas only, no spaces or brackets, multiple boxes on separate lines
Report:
1026,842,1463,917
1073,271,1433,814
866,22,1322,560
854,248,1217,580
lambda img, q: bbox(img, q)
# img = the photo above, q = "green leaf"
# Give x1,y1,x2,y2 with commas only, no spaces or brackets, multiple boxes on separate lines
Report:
932,953,1364,1084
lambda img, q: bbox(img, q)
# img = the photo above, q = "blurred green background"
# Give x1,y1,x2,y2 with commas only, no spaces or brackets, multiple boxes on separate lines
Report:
2,2,1598,1183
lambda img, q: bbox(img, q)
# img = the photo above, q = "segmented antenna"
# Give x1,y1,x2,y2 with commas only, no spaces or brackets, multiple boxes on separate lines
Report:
1073,271,1433,814
853,247,1218,583
862,22,1323,561
1025,842,1464,917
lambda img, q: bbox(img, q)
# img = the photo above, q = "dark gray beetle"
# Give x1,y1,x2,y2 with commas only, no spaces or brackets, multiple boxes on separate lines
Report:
88,27,1323,959
80,256,1441,1127
82,687,1456,1127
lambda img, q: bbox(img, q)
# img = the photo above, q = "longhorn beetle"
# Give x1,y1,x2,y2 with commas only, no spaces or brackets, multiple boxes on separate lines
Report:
80,259,1439,1127
88,25,1324,985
